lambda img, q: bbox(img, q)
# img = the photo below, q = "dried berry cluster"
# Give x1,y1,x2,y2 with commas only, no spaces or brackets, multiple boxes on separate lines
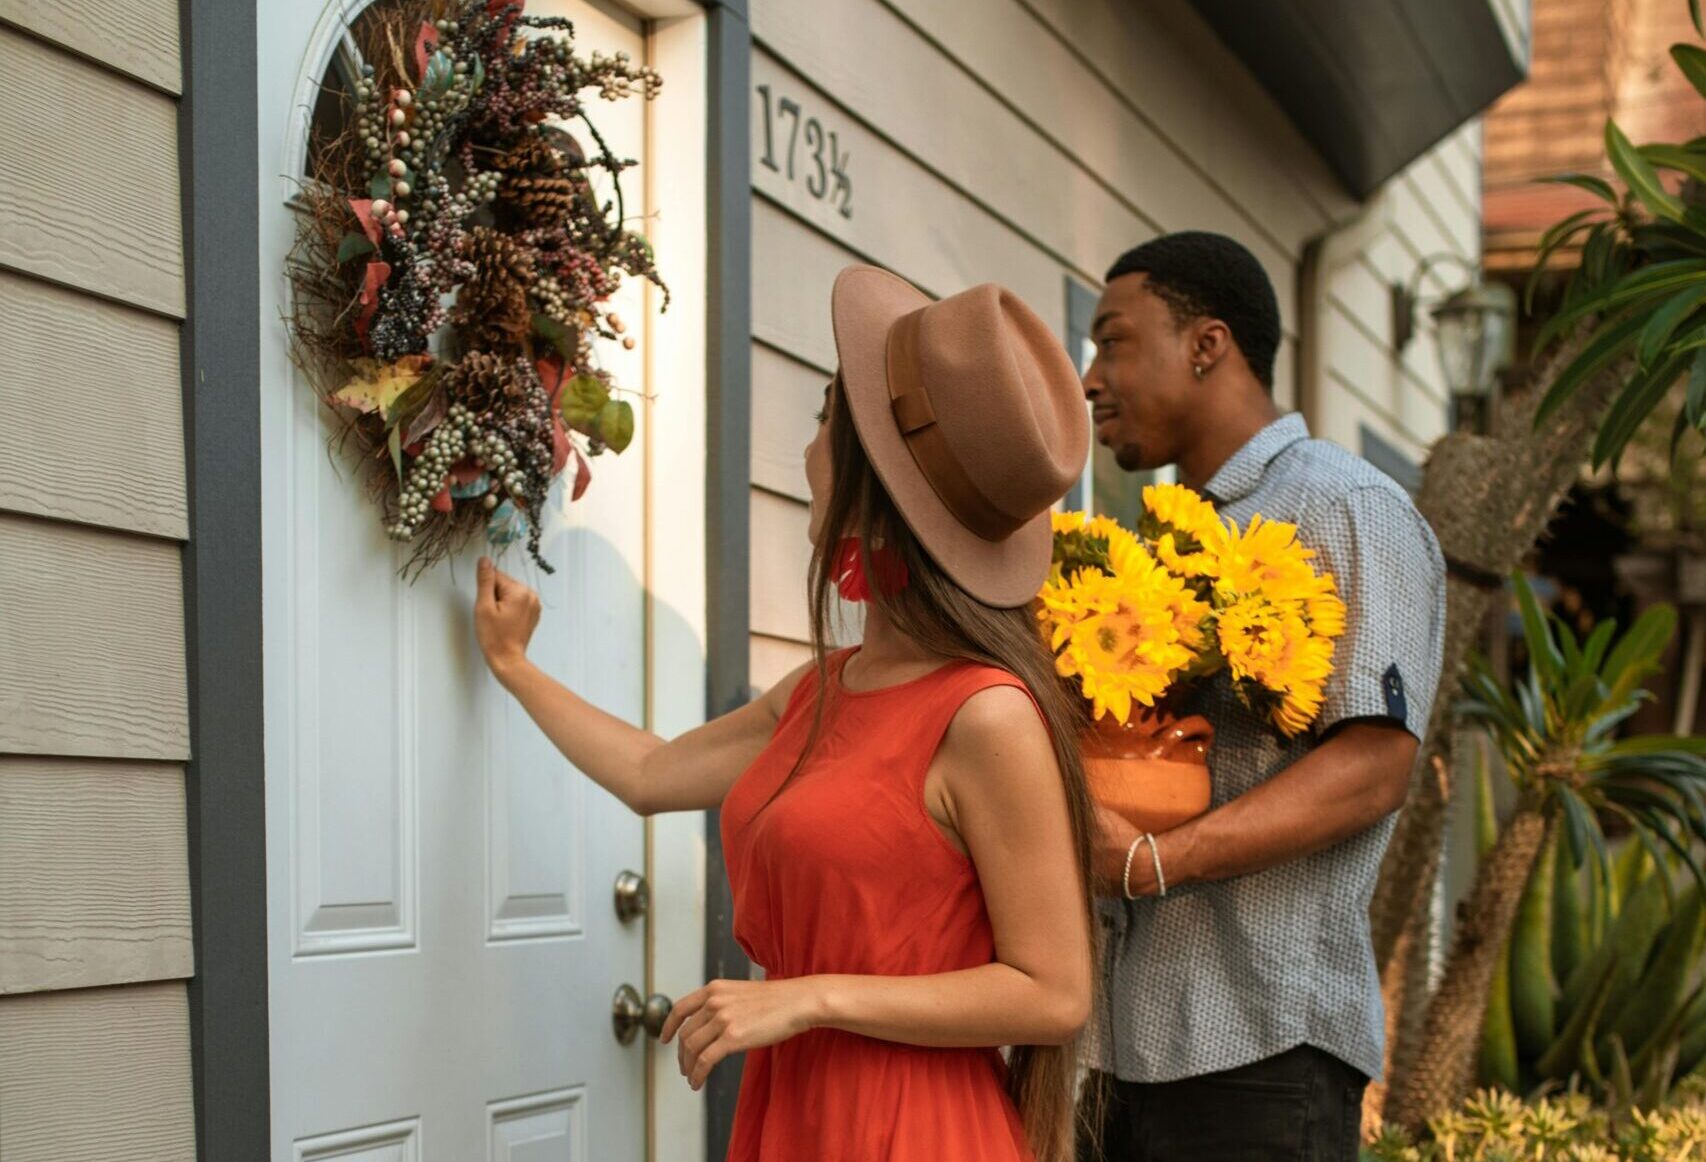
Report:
290,0,666,577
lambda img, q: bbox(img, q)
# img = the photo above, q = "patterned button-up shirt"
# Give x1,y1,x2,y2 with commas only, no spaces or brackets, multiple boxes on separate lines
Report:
1088,412,1447,1083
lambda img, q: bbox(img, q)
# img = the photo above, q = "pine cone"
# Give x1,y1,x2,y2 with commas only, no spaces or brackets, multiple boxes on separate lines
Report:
449,351,534,417
490,134,563,175
453,227,534,352
503,174,582,227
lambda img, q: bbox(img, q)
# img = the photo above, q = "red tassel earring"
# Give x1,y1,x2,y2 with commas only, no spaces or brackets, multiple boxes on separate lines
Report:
833,537,910,602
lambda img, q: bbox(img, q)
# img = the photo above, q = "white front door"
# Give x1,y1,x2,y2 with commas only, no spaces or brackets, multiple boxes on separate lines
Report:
258,4,660,1159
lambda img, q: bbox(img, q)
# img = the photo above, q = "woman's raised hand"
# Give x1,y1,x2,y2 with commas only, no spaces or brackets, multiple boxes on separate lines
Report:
474,556,542,681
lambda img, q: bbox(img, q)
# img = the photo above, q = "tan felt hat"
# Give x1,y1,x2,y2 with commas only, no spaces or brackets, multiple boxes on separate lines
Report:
830,265,1090,608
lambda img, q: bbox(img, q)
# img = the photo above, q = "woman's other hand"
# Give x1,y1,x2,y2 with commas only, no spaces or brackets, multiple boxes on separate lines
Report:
659,977,825,1091
474,556,541,682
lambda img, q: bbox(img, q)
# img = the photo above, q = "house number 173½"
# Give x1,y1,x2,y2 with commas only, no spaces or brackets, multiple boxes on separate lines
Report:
757,84,853,218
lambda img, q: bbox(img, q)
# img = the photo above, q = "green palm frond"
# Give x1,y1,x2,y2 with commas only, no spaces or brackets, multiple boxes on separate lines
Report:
1460,575,1704,885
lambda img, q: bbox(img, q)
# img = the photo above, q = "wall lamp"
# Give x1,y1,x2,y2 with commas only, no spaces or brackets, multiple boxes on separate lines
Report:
1392,253,1516,435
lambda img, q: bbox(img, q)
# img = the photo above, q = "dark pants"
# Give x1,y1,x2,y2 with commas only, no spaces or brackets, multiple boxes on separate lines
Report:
1078,1045,1368,1162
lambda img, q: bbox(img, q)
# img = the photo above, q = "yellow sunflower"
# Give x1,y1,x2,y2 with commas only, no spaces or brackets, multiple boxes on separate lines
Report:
1141,483,1224,581
1215,595,1337,737
1039,539,1208,723
1211,515,1323,603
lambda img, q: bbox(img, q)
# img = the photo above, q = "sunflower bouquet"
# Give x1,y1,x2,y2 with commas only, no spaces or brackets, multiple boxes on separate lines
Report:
1039,484,1347,739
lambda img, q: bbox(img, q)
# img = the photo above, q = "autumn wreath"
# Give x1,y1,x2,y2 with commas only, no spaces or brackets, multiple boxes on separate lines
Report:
289,0,666,575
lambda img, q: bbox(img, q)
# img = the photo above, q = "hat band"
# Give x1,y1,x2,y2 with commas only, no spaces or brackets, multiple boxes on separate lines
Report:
885,309,1023,543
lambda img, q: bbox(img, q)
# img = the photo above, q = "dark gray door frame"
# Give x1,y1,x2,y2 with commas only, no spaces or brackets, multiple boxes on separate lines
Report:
176,0,751,1159
178,0,270,1156
698,1,754,1158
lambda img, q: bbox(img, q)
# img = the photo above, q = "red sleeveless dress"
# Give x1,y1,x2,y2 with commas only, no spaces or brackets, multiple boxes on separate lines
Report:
718,648,1037,1162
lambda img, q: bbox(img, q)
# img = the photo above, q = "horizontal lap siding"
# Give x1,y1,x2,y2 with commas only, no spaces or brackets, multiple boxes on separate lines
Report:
0,758,193,994
0,9,195,1159
0,28,184,317
0,513,189,760
0,271,188,537
1317,122,1485,458
0,0,182,93
0,982,197,1162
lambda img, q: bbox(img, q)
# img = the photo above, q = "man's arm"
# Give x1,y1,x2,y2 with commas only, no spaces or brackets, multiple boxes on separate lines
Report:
1096,482,1446,897
1106,722,1415,895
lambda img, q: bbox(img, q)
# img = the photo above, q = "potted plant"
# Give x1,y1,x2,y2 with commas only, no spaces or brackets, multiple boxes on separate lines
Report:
1037,485,1347,833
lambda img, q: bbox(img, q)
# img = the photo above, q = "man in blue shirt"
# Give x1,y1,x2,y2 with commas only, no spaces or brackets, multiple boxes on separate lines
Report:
1078,232,1447,1161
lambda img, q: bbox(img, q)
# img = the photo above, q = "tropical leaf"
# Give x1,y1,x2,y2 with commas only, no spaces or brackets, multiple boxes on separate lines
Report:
1601,603,1677,706
1632,218,1706,261
1514,574,1565,687
1536,312,1648,429
1637,282,1706,365
1511,828,1561,1059
1675,42,1706,98
1535,259,1706,357
1541,172,1619,204
1690,347,1706,429
1639,140,1706,186
1591,350,1689,467
1528,211,1611,313
1553,831,1592,990
1606,119,1685,222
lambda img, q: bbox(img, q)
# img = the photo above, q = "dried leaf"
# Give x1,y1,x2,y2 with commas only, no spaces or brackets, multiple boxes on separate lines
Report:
348,199,382,246
531,313,574,361
431,481,453,513
535,352,566,404
597,398,635,453
486,499,528,546
369,172,392,202
387,425,404,481
399,387,447,446
329,354,430,416
337,231,375,263
560,373,609,435
450,473,491,499
421,50,453,96
413,21,439,82
570,444,591,501
354,260,392,343
550,414,570,476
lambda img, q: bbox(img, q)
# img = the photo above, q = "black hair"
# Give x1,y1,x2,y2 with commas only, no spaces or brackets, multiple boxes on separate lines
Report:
1105,231,1281,390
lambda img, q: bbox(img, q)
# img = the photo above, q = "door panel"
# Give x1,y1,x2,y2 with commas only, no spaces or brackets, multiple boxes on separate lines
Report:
260,3,652,1159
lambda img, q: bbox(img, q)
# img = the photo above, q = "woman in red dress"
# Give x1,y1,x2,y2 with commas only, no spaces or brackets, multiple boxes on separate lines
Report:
475,265,1099,1162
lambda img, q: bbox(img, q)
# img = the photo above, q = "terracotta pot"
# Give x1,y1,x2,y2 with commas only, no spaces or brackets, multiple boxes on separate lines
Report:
1081,706,1214,833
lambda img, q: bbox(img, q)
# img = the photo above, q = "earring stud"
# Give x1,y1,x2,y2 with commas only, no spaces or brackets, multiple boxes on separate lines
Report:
1193,364,1206,378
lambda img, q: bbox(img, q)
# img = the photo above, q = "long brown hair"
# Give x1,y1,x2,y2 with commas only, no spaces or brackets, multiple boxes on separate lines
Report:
794,377,1101,1162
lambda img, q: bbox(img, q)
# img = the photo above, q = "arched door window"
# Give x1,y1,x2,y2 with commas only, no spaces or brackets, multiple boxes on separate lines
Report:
303,0,412,186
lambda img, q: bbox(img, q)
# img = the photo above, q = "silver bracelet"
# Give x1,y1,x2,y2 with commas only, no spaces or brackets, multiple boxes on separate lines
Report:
1147,832,1167,897
1122,835,1145,900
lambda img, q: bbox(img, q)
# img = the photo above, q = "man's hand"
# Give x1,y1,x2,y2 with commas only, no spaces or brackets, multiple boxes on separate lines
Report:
1124,722,1416,892
1093,805,1144,898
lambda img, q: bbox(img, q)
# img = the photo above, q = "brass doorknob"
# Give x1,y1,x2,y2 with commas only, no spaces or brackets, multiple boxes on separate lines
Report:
612,983,674,1045
613,870,650,922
